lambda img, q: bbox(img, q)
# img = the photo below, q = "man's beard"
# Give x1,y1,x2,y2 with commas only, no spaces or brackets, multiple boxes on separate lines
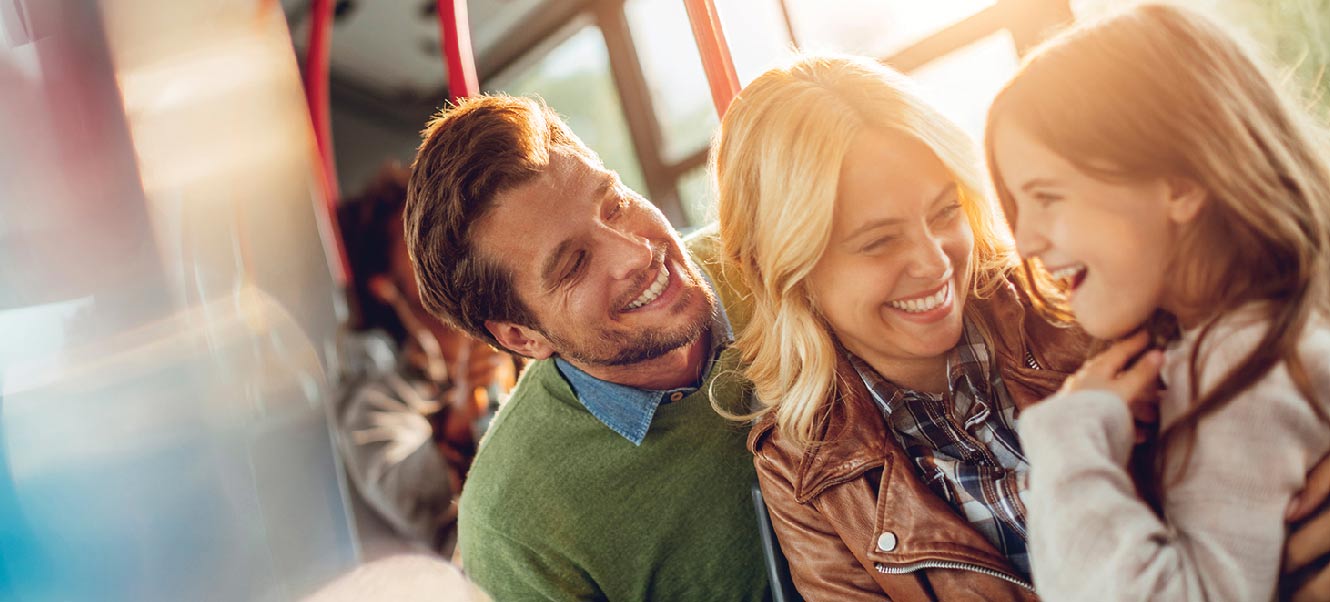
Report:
543,274,716,367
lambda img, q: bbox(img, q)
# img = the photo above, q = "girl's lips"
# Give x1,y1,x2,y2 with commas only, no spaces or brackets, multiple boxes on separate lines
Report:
1047,263,1088,291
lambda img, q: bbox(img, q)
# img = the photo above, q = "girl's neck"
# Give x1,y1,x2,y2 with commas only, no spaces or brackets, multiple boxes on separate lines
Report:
1165,293,1228,332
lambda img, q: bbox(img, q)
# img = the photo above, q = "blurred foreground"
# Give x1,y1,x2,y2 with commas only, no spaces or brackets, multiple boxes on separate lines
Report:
1,2,356,599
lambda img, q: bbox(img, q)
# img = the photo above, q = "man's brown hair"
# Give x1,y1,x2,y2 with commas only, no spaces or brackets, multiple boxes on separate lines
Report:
404,95,596,350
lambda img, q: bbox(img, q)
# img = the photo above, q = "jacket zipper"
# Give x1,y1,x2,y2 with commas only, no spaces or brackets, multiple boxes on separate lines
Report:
1024,350,1041,370
875,560,1035,592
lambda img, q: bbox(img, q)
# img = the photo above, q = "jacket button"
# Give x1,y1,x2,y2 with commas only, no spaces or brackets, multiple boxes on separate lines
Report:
877,532,897,552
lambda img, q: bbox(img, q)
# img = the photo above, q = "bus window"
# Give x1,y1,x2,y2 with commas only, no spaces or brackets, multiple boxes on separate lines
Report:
490,21,648,202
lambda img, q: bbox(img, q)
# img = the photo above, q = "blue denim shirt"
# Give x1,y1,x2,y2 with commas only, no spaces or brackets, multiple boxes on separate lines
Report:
554,271,733,446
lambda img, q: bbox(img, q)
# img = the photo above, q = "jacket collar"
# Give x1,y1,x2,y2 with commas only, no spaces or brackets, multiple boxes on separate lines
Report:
748,351,892,502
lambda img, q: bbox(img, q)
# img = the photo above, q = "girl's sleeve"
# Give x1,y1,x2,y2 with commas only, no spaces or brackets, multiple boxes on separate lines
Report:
1018,380,1326,602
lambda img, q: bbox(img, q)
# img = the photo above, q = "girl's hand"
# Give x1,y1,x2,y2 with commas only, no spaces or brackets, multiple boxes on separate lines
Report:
1060,331,1165,441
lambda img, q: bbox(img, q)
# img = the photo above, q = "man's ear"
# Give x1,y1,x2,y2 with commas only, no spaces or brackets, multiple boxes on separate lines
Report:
367,275,399,304
1166,176,1208,225
485,320,555,360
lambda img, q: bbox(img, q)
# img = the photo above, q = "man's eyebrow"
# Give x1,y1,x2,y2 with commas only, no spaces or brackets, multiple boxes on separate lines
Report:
593,175,616,199
537,173,616,287
541,238,575,286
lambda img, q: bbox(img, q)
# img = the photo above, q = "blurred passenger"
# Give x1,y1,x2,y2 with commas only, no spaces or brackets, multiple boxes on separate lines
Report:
335,164,508,553
404,97,769,601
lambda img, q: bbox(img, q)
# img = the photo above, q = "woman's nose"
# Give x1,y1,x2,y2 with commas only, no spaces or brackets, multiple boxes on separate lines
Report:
906,234,950,280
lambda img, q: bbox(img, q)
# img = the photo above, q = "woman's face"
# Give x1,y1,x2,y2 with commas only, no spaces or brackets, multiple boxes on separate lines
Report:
806,130,974,383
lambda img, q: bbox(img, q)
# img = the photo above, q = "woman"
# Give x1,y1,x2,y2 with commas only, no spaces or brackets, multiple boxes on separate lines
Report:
712,54,1084,600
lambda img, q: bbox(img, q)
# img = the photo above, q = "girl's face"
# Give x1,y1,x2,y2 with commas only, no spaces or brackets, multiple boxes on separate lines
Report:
992,122,1201,339
805,130,974,384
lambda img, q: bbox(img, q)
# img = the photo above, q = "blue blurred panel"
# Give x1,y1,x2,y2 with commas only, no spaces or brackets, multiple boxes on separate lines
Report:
0,1,356,600
2,291,355,601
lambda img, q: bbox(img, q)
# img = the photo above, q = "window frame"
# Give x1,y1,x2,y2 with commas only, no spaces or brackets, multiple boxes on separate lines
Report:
479,0,1073,229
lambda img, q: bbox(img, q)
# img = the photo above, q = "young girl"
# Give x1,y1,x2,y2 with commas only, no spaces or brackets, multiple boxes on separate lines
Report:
985,4,1330,601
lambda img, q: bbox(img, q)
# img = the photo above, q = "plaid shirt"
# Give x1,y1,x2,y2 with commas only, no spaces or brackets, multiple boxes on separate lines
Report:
848,321,1032,577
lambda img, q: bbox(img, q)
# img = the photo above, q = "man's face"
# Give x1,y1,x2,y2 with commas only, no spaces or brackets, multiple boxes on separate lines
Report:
475,149,714,366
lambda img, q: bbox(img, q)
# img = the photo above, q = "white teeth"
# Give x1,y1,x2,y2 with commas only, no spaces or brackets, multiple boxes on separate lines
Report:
1049,263,1086,283
626,264,670,310
888,282,950,313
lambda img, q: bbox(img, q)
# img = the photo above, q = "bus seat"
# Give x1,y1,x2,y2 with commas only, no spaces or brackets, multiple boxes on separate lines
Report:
752,481,805,602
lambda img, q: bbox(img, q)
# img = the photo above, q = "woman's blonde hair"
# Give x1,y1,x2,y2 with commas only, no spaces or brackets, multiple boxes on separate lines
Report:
985,4,1330,501
714,54,1018,446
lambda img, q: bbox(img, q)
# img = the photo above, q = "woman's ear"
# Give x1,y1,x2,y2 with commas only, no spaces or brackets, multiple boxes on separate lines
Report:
484,320,555,360
1165,177,1208,224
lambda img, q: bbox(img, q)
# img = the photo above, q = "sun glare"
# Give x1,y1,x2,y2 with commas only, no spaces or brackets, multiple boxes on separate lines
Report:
787,0,1011,141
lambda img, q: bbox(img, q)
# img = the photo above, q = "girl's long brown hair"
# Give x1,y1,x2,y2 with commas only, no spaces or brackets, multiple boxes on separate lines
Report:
986,4,1330,508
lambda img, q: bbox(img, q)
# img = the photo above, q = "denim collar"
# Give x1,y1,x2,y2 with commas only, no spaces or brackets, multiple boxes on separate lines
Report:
554,268,733,446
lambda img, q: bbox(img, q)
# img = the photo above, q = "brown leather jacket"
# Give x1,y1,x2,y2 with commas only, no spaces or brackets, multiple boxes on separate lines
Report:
749,281,1089,601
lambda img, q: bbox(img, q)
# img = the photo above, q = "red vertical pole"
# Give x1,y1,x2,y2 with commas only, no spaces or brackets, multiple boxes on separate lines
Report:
305,0,336,199
302,0,348,284
682,0,740,117
438,0,480,103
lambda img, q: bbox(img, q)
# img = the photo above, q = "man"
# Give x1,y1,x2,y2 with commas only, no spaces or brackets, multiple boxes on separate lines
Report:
403,95,768,601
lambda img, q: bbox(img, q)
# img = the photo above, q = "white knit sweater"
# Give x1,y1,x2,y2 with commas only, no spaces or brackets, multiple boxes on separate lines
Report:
1019,306,1330,601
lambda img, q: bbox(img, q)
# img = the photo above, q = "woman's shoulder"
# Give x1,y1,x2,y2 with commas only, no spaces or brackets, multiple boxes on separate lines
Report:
749,363,893,493
747,411,785,457
974,273,1091,373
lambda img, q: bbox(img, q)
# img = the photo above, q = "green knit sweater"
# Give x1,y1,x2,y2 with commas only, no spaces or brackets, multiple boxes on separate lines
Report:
457,350,769,601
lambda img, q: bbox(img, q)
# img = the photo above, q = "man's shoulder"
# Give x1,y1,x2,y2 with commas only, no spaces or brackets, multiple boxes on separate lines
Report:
463,360,618,498
683,224,753,334
471,360,582,458
460,376,581,530
683,223,723,266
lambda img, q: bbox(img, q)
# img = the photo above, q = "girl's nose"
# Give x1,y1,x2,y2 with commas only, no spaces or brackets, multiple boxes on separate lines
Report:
1013,208,1049,260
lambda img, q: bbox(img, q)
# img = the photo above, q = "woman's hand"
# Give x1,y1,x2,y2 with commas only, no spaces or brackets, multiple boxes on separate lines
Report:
1060,331,1164,441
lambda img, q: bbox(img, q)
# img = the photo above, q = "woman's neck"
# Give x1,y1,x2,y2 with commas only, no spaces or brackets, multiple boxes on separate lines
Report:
862,353,950,395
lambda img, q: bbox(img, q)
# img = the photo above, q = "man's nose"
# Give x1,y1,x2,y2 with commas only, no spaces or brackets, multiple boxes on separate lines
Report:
605,229,655,281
